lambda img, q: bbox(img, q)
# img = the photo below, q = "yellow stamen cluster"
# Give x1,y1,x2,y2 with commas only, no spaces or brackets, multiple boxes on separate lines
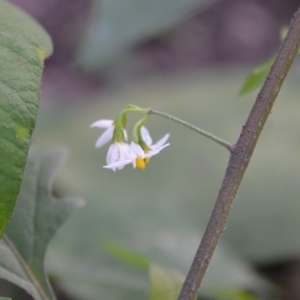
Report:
136,157,146,170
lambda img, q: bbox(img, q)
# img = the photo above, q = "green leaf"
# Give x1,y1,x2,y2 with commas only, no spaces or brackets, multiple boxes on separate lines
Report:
212,289,262,300
77,0,215,69
280,26,289,41
103,239,150,270
149,264,184,300
0,148,85,300
239,57,274,95
36,72,273,299
0,1,53,237
239,25,293,97
280,26,300,54
0,298,12,300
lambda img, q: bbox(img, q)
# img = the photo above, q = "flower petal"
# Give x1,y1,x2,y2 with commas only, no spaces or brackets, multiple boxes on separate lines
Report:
119,143,130,160
95,127,114,148
123,129,128,142
141,126,152,146
90,119,113,128
148,143,170,157
129,142,145,157
151,133,170,150
103,159,131,170
106,144,119,165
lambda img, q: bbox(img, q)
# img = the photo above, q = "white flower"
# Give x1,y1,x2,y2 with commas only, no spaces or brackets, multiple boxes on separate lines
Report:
104,140,169,171
90,119,127,148
141,126,170,151
105,142,131,171
129,142,169,169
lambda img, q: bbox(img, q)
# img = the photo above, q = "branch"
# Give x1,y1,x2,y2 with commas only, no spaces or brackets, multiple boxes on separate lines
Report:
178,5,300,300
148,108,233,151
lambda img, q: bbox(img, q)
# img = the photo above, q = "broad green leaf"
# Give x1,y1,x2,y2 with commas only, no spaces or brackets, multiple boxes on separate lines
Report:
0,298,12,300
0,1,52,237
239,57,274,95
103,239,149,270
77,0,215,69
0,148,84,300
149,264,184,300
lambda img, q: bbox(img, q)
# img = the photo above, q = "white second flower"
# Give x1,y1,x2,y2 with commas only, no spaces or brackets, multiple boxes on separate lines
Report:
105,142,130,171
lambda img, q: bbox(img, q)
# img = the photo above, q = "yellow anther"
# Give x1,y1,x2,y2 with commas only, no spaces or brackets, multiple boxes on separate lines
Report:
136,157,145,170
144,157,150,164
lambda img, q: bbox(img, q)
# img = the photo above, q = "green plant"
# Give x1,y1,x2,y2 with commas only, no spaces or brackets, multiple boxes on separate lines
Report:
1,1,300,300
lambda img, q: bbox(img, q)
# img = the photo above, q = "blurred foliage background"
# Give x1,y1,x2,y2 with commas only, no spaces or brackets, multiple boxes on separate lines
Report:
2,0,300,299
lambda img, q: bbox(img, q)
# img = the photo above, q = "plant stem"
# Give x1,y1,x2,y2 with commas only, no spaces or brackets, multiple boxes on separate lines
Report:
3,234,51,300
177,5,300,300
147,108,233,151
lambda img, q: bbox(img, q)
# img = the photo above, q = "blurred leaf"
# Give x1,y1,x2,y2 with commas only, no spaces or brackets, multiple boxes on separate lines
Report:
48,250,149,300
49,235,268,300
239,57,274,95
0,148,84,300
77,0,214,69
149,264,184,300
280,26,289,41
240,25,298,96
103,239,149,270
0,298,12,300
0,1,52,237
213,289,262,300
280,26,300,54
34,69,300,298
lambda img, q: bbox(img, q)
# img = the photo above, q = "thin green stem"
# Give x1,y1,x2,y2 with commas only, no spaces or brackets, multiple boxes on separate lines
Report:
148,108,233,151
123,107,148,114
132,114,149,144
